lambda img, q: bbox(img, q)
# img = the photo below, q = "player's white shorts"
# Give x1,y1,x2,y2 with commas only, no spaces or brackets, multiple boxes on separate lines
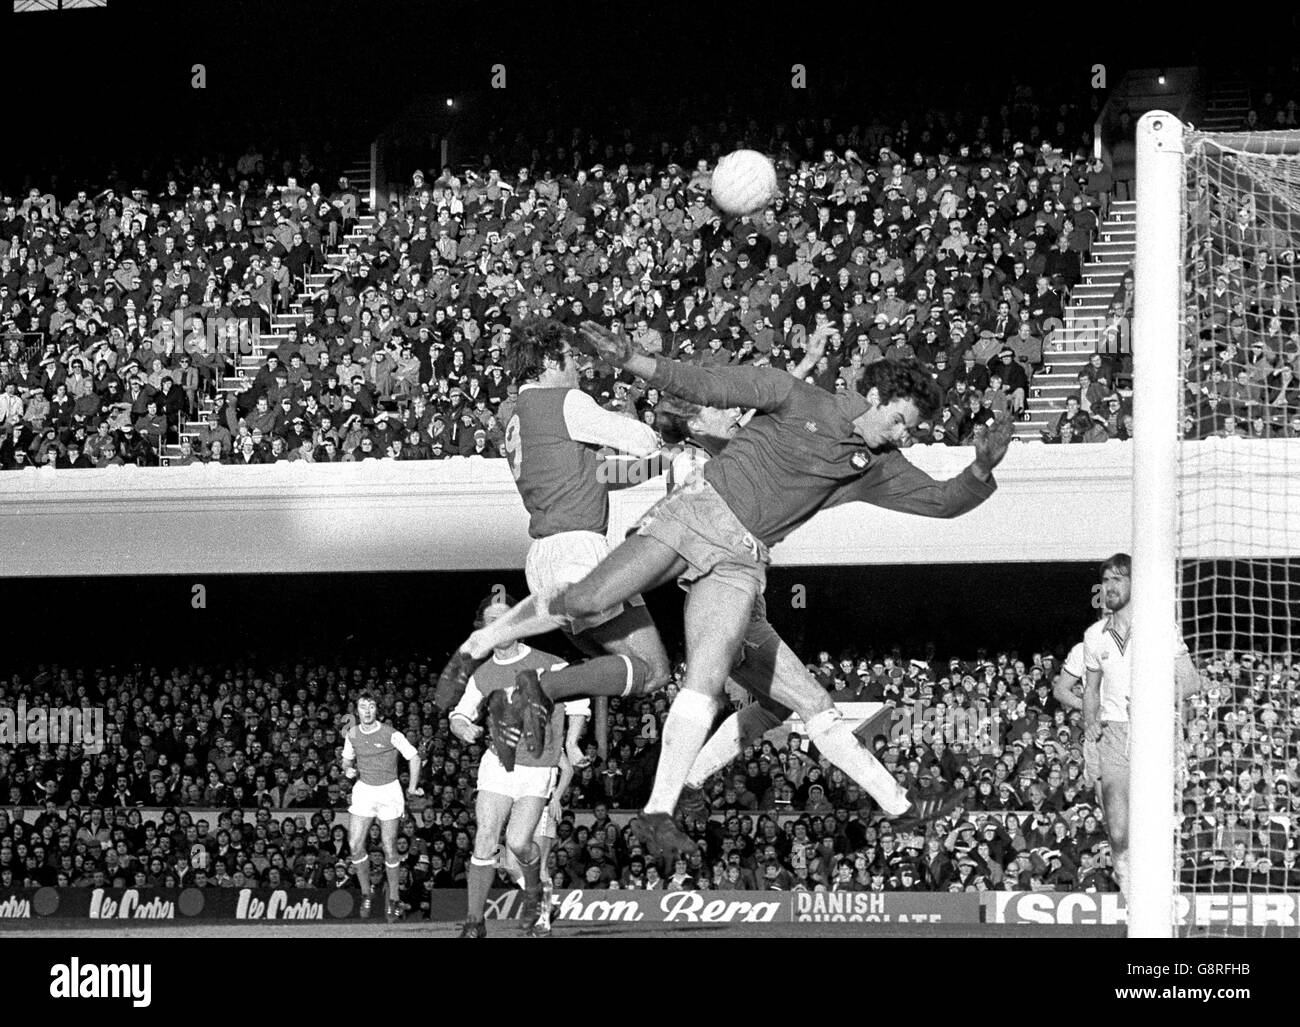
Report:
1098,721,1130,786
477,749,558,802
348,780,405,821
524,529,644,634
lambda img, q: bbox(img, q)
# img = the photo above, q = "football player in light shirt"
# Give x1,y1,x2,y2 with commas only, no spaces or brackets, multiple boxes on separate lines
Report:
1082,553,1204,897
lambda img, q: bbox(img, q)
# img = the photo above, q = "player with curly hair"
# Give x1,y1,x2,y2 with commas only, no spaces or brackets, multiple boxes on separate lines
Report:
447,323,1012,858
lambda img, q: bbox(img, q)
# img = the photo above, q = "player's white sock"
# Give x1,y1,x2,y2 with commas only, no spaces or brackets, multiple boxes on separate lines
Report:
805,708,910,816
644,689,718,815
686,703,784,789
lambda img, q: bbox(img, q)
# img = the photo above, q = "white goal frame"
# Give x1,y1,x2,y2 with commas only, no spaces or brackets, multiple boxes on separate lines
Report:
1128,110,1184,939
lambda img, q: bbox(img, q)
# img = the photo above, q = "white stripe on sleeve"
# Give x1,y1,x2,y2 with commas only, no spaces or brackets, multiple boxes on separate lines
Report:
391,730,418,761
450,678,486,723
563,389,658,456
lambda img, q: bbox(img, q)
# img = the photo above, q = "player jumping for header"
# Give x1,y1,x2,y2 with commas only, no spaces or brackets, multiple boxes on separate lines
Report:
444,323,1012,857
434,318,826,758
651,394,989,820
341,693,423,922
434,317,671,755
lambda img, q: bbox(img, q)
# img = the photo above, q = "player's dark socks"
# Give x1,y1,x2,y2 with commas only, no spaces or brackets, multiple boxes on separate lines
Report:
517,850,543,922
518,852,542,895
351,856,371,905
536,654,650,700
466,857,497,924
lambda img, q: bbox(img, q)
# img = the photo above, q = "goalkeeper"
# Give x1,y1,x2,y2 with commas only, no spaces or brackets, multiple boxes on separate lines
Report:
442,323,1012,856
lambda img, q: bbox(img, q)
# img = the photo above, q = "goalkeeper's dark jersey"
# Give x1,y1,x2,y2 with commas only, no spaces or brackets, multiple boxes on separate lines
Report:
646,357,996,546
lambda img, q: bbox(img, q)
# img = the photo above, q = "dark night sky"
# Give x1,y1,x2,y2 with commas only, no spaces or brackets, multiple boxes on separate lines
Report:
2,0,1240,190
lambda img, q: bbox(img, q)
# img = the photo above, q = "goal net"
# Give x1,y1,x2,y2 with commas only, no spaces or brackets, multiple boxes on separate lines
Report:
1131,114,1300,938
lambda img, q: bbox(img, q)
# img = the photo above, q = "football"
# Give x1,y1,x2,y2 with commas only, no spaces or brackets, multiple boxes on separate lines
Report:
710,149,778,216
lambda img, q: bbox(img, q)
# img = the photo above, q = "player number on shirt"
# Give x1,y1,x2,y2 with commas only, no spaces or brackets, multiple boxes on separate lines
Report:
504,415,522,481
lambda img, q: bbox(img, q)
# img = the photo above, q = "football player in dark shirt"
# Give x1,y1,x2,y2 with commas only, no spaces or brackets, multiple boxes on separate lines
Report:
448,322,1011,857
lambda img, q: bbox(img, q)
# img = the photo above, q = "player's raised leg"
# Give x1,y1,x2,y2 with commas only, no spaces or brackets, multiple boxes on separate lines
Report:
683,701,785,790
483,534,684,662
635,574,754,859
680,615,789,813
759,638,914,816
692,607,960,823
569,618,669,761
569,602,673,700
437,534,685,713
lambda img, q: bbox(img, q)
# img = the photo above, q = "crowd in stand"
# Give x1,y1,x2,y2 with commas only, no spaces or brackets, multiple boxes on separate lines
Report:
3,85,1156,469
1180,86,1300,440
2,643,1297,904
1239,74,1300,134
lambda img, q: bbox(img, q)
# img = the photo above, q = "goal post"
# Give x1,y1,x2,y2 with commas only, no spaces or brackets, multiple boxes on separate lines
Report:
1129,110,1184,939
1132,114,1300,938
